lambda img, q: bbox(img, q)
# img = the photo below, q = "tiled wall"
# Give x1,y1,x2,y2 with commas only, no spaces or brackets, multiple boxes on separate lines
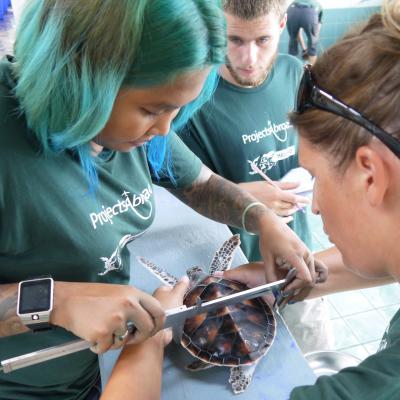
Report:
0,5,383,60
279,6,380,55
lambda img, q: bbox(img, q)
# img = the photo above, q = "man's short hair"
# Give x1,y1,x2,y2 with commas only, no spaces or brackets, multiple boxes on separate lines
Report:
222,0,287,20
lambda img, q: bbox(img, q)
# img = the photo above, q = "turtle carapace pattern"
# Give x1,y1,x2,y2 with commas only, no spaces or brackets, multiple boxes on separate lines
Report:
182,276,275,366
137,234,276,394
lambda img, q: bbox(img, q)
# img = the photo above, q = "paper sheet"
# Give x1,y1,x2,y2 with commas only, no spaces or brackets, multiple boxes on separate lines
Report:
280,167,314,195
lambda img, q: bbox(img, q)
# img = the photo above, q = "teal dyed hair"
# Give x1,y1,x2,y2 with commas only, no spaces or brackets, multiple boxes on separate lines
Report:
13,0,226,191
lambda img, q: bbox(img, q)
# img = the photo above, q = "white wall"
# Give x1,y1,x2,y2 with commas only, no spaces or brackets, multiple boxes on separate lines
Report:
319,0,381,8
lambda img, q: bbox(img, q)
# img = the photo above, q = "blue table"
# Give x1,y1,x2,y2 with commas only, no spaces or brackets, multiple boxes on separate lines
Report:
100,186,316,399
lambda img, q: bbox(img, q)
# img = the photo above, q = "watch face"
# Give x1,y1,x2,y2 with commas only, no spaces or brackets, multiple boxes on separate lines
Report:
18,279,52,314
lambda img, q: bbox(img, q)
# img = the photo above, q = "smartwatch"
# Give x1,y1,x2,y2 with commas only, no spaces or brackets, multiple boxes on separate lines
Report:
17,277,54,331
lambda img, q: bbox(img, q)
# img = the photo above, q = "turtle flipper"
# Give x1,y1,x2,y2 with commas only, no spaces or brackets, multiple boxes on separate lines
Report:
137,256,178,287
186,266,207,285
229,364,257,394
186,359,214,371
209,234,241,275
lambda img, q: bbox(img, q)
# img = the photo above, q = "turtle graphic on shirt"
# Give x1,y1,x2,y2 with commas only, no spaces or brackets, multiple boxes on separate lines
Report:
137,234,276,394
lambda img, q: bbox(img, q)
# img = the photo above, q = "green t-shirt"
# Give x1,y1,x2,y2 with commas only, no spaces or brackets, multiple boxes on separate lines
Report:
290,306,400,399
0,56,201,399
179,54,312,261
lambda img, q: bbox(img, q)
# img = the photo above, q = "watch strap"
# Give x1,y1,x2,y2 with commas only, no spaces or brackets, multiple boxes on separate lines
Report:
26,322,52,331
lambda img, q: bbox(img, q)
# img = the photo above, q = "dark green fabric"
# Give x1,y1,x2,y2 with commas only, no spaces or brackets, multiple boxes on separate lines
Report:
180,54,312,261
0,55,201,399
290,306,400,400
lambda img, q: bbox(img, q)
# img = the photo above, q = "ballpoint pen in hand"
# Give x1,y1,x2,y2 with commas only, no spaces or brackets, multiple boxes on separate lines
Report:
249,161,306,214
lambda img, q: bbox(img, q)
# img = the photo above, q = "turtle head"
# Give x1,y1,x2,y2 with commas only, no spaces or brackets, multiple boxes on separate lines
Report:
186,266,207,286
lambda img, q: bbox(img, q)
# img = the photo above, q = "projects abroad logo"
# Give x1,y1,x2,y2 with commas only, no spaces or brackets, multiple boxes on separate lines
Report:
89,185,153,230
249,146,295,172
242,120,292,145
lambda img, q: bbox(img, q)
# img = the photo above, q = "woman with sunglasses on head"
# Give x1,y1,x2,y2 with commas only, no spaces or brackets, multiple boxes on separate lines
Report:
222,0,400,398
101,1,400,399
0,1,318,398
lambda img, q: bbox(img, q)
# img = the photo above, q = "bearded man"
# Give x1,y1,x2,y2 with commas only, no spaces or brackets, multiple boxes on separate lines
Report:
179,0,332,353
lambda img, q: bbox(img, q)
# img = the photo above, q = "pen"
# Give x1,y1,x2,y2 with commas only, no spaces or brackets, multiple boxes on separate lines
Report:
249,161,306,214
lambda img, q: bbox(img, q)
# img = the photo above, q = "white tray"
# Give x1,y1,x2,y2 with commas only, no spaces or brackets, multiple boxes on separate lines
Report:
305,350,361,377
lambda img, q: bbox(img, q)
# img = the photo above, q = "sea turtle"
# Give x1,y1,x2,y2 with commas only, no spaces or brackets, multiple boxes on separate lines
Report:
137,234,276,394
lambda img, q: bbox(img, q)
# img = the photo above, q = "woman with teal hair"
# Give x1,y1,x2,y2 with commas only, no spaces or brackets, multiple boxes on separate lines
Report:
0,0,315,398
102,1,400,399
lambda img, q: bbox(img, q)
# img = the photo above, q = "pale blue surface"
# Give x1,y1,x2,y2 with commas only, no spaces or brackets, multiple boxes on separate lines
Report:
160,314,316,400
100,186,316,399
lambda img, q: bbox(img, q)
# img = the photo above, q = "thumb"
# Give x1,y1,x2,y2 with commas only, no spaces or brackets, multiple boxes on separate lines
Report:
173,275,190,298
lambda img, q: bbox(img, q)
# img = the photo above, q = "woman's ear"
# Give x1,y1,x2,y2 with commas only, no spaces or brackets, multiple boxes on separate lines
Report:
354,146,390,207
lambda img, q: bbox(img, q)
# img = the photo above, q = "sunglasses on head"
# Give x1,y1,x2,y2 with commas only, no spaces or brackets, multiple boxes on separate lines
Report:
295,64,400,159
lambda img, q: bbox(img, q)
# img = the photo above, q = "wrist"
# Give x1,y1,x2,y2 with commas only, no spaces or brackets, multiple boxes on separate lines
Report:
242,202,274,235
152,330,171,348
130,331,165,359
257,212,288,243
50,281,72,327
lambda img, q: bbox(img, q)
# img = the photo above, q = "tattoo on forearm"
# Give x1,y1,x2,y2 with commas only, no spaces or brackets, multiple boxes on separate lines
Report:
0,285,28,337
170,169,270,233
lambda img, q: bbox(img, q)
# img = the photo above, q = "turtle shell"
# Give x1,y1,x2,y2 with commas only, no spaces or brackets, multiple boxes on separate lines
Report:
181,276,276,367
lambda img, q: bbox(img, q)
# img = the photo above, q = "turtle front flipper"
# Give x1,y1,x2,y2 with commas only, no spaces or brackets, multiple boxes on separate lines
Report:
186,266,208,285
229,364,258,394
137,256,178,287
186,359,214,372
209,234,241,275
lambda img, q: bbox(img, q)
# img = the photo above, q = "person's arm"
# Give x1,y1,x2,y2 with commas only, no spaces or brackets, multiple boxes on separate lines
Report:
101,332,165,400
304,247,394,298
0,281,166,354
219,246,394,300
238,181,310,217
0,283,28,337
101,278,189,400
285,247,393,303
168,165,316,290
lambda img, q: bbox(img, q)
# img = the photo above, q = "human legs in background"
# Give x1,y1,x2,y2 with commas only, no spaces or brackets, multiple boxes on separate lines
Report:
287,4,320,65
280,298,334,354
303,18,320,65
297,29,316,62
287,4,302,56
297,29,307,55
